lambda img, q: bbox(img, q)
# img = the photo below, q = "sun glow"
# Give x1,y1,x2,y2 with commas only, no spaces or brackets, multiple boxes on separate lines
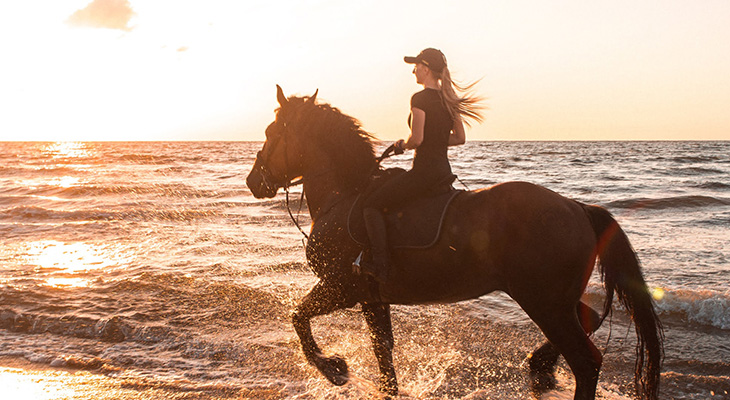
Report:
16,240,128,288
1,1,729,141
0,2,260,141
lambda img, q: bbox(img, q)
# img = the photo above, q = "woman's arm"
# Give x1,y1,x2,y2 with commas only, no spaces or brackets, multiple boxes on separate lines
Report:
448,115,466,146
399,107,425,150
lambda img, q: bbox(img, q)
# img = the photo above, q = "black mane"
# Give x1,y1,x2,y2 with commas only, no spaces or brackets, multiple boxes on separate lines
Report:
283,96,378,192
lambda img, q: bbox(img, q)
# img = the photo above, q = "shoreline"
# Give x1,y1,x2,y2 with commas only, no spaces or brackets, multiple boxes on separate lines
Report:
0,356,244,400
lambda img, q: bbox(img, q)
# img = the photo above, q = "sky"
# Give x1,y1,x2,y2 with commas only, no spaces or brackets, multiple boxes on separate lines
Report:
1,0,729,141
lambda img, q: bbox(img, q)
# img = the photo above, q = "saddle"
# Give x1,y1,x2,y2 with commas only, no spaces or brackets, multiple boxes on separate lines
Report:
348,168,463,249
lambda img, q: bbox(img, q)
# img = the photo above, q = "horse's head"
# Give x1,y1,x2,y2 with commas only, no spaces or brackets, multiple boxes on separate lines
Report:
246,85,318,198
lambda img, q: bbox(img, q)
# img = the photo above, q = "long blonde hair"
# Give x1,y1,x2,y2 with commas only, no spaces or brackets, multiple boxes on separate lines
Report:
436,66,484,126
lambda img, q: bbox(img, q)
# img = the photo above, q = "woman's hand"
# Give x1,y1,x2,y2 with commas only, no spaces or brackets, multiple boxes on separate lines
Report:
394,139,406,154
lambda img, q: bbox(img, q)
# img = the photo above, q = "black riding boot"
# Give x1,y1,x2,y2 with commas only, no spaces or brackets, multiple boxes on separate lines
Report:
362,208,390,284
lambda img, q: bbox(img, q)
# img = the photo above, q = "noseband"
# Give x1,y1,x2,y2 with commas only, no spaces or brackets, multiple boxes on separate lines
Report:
254,122,305,192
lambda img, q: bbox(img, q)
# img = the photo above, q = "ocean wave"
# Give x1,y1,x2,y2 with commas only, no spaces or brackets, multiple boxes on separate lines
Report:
661,166,726,176
606,195,730,210
599,175,626,182
654,288,730,330
585,284,730,330
0,166,30,175
33,166,85,176
0,206,106,221
116,153,211,165
0,310,131,342
697,213,730,227
0,307,271,375
570,158,598,165
0,183,221,200
0,205,222,222
0,166,87,178
117,154,179,164
669,155,723,164
0,272,286,341
692,181,730,190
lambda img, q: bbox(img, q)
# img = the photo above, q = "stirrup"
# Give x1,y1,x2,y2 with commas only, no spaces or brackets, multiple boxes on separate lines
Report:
352,251,388,284
352,251,365,275
353,252,384,303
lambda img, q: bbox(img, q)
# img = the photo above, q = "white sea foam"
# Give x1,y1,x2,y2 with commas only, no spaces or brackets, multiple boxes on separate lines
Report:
584,283,730,330
654,288,730,330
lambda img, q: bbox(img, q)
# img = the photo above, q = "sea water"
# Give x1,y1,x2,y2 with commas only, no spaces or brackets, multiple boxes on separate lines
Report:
1,141,728,399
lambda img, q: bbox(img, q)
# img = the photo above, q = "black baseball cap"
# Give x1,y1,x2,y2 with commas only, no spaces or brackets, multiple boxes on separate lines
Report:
404,48,447,73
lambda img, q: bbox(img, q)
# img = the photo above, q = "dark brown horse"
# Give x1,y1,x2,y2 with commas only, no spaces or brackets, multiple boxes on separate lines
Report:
246,86,663,400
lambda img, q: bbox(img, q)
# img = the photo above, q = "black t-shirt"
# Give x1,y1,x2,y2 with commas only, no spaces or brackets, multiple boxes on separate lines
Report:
409,88,454,174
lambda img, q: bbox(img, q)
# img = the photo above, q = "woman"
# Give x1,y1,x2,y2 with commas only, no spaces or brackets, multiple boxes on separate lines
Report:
361,47,483,284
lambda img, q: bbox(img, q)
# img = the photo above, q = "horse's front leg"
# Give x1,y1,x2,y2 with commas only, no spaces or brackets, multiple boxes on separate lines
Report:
292,280,354,386
362,302,398,397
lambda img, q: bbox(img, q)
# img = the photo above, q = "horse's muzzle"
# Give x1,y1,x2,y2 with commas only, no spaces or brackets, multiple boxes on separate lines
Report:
246,166,279,199
246,160,282,199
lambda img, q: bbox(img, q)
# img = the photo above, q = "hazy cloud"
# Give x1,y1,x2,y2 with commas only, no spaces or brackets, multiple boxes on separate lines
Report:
67,0,135,31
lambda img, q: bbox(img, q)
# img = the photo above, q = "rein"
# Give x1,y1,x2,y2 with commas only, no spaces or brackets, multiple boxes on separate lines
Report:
275,144,402,242
284,183,309,240
278,124,311,241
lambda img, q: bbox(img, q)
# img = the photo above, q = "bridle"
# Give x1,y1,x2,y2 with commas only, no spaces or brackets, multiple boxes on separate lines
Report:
254,121,298,190
254,119,408,242
254,120,311,239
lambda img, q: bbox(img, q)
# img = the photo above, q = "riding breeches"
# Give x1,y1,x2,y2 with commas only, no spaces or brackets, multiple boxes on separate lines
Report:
363,166,451,213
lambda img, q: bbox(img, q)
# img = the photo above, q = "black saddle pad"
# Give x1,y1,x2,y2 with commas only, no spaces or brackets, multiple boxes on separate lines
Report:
348,169,463,249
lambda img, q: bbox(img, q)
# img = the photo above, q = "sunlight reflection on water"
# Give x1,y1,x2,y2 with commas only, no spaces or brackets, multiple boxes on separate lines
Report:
43,142,91,159
47,176,80,188
43,277,92,288
0,366,74,400
26,241,114,272
5,240,130,288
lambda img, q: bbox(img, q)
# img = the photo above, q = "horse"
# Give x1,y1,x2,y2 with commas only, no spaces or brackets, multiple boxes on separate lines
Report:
245,86,663,400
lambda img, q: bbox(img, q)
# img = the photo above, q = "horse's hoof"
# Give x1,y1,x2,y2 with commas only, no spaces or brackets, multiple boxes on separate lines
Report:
529,370,557,394
379,375,398,398
317,355,349,386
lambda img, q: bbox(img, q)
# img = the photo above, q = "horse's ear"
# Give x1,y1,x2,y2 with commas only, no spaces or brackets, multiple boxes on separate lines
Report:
306,89,318,105
276,85,288,107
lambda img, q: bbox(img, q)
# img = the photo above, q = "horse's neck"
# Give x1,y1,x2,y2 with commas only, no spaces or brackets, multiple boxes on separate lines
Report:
303,172,347,221
301,149,346,221
301,142,371,221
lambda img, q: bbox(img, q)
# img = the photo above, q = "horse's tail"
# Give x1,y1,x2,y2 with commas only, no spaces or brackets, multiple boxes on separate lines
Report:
583,204,664,400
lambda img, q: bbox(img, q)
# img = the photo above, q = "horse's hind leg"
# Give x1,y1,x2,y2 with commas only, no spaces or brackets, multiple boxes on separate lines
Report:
362,303,398,397
292,280,355,386
528,302,602,393
523,304,602,400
